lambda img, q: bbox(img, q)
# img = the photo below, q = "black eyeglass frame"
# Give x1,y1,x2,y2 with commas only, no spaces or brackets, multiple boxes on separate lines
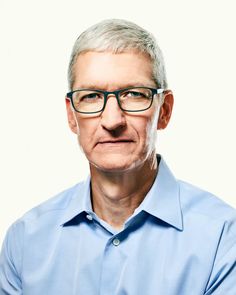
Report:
66,86,164,114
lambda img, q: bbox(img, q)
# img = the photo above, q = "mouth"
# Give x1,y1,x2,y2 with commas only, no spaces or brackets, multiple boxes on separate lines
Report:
96,139,134,147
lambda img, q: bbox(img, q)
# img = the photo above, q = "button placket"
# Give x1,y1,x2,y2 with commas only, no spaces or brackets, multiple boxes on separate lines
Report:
100,236,126,295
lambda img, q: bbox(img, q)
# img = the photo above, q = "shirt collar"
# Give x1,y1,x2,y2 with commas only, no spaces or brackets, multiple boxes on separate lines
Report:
135,155,183,230
61,155,183,231
61,177,92,225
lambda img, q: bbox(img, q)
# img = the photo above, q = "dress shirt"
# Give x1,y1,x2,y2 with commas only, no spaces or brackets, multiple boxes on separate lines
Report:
1,156,236,295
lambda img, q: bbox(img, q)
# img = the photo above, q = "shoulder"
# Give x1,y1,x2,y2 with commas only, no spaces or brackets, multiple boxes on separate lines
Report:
2,181,87,259
0,181,87,284
179,180,236,216
178,181,236,293
11,180,86,230
178,179,236,234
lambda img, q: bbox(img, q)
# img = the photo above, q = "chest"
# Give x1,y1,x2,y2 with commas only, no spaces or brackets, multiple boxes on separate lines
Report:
21,218,217,295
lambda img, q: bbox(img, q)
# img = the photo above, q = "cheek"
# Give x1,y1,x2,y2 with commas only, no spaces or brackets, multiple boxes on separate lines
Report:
77,118,99,145
128,119,152,150
147,110,160,147
131,112,158,144
148,115,159,136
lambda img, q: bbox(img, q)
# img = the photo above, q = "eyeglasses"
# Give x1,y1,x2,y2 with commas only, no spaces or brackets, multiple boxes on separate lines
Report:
66,86,164,114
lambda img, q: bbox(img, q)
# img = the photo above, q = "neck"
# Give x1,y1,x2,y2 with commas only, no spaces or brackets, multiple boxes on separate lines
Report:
90,154,158,230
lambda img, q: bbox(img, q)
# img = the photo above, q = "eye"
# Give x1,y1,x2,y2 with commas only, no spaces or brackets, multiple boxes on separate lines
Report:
120,89,150,100
126,91,145,98
79,92,103,102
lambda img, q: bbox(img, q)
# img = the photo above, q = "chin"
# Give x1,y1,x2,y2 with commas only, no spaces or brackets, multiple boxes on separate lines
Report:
88,154,143,173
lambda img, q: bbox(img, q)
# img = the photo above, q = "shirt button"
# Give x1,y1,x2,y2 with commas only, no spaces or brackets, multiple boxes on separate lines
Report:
112,238,120,246
86,214,93,221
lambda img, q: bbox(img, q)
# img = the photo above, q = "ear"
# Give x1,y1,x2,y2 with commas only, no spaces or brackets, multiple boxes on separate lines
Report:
157,90,174,130
65,97,78,134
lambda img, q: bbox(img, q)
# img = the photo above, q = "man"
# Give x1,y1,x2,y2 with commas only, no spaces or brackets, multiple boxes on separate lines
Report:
0,19,236,295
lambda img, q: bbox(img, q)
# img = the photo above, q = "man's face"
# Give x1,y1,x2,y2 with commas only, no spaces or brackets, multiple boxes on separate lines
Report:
66,51,173,172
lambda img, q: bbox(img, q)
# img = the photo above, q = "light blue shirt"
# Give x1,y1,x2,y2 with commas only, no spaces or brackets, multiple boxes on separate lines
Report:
1,156,236,295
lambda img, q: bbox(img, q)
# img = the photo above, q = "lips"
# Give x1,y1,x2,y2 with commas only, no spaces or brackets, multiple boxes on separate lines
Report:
95,138,134,146
100,140,133,144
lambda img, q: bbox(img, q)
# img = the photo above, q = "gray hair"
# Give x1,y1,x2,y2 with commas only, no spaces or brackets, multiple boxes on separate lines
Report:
68,19,168,90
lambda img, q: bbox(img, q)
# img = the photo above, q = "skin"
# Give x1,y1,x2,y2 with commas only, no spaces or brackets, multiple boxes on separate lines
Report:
66,51,173,229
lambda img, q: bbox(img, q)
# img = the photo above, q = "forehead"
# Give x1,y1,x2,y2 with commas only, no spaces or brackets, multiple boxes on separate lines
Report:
72,51,156,90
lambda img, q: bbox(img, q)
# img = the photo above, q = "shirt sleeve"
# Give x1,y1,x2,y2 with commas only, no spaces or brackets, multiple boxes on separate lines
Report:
0,222,23,295
204,219,236,294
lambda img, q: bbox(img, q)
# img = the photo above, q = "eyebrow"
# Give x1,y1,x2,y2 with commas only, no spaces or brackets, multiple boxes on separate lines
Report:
73,81,157,90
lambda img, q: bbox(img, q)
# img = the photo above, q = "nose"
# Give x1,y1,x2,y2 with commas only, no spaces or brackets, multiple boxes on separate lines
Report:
100,94,126,131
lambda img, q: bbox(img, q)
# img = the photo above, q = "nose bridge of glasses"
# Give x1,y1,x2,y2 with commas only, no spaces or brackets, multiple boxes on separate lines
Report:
103,90,121,109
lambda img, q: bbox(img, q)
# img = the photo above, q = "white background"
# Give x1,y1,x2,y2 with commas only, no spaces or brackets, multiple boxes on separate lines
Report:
0,0,236,246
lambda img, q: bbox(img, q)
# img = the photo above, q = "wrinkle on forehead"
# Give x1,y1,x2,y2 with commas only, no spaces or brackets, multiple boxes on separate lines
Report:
73,81,157,91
